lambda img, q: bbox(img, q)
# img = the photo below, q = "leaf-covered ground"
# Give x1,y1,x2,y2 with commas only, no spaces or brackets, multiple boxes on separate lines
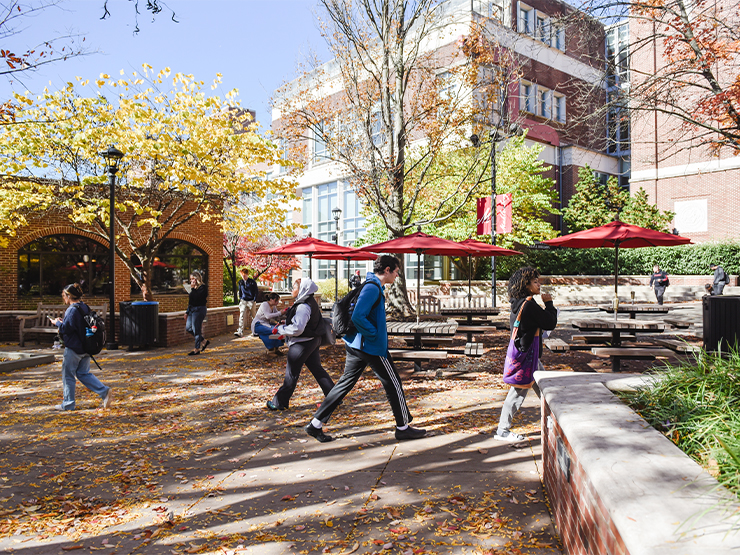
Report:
0,330,564,554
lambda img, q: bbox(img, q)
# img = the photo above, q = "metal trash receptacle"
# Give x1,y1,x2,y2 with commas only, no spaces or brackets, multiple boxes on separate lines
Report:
703,295,740,353
119,301,159,350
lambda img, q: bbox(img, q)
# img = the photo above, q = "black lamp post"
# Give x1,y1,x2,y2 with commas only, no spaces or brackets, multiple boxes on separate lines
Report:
99,145,124,350
332,206,342,301
471,124,521,308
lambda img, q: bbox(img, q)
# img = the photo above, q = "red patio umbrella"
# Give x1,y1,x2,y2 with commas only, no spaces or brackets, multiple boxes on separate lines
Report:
457,239,523,306
360,230,478,322
256,236,358,275
314,248,378,299
542,221,692,309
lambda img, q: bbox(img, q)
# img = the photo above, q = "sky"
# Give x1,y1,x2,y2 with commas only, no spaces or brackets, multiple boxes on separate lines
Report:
1,0,331,128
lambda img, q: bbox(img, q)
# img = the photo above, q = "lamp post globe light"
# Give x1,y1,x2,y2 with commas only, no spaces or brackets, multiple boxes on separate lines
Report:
99,145,124,350
332,206,342,302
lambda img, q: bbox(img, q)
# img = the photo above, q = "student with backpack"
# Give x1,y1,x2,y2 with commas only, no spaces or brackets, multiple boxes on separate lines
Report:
52,283,113,411
305,255,426,443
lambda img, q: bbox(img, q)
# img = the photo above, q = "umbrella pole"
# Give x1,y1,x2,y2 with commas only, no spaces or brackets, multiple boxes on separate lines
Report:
347,258,351,291
416,251,422,323
614,243,620,321
468,255,472,308
309,254,313,280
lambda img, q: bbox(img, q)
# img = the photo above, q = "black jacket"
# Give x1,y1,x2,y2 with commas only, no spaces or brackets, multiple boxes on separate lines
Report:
285,295,323,338
649,270,668,289
188,285,208,308
58,302,90,355
509,297,558,355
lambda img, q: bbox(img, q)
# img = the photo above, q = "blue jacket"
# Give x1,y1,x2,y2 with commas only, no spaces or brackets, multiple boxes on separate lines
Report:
239,277,258,302
344,272,387,356
57,302,90,355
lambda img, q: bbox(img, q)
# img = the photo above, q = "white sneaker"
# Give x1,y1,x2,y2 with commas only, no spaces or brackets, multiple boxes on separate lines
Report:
102,389,113,409
494,431,525,442
234,331,243,337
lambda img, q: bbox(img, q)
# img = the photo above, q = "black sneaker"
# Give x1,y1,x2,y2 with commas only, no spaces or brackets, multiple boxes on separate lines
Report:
395,426,426,440
305,422,334,443
266,400,286,411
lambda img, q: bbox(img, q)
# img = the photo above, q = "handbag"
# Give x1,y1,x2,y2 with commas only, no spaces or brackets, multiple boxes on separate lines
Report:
320,317,336,346
502,297,539,388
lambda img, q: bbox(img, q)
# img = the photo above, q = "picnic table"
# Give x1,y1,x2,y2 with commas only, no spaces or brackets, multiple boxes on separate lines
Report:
598,304,671,319
387,320,459,372
571,318,666,347
439,306,500,324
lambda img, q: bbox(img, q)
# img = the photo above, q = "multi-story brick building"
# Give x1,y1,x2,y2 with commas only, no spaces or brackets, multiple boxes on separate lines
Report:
272,0,618,283
627,2,739,242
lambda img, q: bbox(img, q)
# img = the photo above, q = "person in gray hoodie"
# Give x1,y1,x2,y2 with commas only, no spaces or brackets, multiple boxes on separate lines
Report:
267,278,335,410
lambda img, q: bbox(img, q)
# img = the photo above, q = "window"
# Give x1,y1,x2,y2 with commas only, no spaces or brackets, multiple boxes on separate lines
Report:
554,25,565,51
518,3,533,35
536,13,549,44
538,87,551,118
370,110,385,148
312,121,329,164
554,93,566,123
521,82,535,114
316,182,338,280
301,190,313,277
343,188,366,275
18,235,110,298
473,0,503,21
130,240,208,296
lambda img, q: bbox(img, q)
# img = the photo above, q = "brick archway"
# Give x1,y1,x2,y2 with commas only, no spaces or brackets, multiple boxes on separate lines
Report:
12,226,109,251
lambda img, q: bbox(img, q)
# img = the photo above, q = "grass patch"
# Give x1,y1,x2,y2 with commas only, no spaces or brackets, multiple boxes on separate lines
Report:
618,349,740,498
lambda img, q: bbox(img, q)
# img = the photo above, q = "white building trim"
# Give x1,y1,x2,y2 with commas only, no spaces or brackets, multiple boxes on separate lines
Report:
630,156,740,182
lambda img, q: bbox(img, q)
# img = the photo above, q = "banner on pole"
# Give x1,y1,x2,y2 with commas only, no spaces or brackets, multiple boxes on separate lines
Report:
476,194,513,235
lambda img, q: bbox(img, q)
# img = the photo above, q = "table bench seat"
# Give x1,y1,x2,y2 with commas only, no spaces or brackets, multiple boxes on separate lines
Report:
464,342,484,356
389,349,449,361
402,336,455,348
591,347,676,372
646,337,701,353
664,318,692,329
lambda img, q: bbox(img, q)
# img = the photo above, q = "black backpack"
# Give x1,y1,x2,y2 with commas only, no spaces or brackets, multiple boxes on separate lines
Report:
332,281,382,338
74,304,107,355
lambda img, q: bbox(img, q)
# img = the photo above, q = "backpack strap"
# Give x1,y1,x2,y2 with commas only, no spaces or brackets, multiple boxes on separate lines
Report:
361,281,383,311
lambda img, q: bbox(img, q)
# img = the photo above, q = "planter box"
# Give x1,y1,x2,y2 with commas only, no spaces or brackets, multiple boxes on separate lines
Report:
0,351,56,372
535,371,740,555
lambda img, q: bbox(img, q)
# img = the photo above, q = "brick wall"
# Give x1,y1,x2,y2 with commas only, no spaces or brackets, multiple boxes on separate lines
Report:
3,203,224,312
541,397,629,555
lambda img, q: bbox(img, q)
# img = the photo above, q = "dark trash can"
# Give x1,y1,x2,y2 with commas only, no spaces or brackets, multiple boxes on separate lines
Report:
703,295,740,353
119,301,159,350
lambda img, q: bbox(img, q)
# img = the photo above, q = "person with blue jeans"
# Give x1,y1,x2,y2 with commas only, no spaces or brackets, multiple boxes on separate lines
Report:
185,270,209,355
52,283,112,411
252,292,286,354
235,268,259,337
305,255,425,443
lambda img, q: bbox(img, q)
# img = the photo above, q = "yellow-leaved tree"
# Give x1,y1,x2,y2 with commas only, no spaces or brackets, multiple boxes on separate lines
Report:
0,66,296,296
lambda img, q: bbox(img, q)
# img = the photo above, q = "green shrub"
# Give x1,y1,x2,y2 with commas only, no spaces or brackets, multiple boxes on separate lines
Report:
316,278,349,303
477,241,740,280
618,349,740,497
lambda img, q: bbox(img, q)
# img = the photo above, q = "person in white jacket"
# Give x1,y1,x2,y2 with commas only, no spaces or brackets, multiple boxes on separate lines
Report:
251,292,286,354
266,279,335,410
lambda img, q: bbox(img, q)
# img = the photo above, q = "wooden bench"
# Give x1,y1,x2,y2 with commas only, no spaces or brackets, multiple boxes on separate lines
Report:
18,303,108,347
389,349,448,373
645,337,701,353
591,347,676,373
544,338,594,352
402,336,455,348
464,342,484,356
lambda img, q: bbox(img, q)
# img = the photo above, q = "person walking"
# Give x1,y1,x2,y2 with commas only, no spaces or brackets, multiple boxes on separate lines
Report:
51,283,113,411
649,264,669,305
710,263,730,296
349,270,362,290
185,270,209,355
495,267,557,442
235,268,259,337
305,255,425,443
267,278,335,410
252,292,287,354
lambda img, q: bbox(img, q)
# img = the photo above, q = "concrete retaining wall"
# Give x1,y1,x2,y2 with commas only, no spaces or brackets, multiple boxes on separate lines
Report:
536,372,740,555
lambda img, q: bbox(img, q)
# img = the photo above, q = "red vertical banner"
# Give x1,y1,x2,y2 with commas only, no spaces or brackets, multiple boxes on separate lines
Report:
496,193,513,234
477,195,512,235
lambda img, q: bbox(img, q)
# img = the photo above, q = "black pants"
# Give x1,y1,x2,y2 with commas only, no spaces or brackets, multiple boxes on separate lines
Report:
654,285,666,305
313,345,411,428
272,336,334,409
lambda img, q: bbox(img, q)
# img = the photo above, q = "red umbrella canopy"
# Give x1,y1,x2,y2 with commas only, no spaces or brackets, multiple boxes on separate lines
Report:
458,239,524,257
542,221,692,249
256,236,359,256
360,231,474,257
312,248,378,261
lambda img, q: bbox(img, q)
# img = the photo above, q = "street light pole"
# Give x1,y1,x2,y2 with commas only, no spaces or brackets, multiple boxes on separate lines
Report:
490,130,500,308
99,145,124,350
332,207,342,302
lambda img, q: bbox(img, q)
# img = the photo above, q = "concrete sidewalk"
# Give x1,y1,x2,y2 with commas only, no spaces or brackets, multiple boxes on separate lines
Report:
0,335,561,555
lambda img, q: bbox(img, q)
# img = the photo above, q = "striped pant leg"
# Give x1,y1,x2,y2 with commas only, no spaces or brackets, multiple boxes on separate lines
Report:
366,352,412,427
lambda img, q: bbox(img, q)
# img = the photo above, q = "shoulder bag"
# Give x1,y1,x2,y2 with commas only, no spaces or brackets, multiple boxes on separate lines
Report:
502,297,539,389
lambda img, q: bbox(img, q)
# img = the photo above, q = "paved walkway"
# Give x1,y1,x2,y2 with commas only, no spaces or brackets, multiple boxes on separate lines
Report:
0,334,562,555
